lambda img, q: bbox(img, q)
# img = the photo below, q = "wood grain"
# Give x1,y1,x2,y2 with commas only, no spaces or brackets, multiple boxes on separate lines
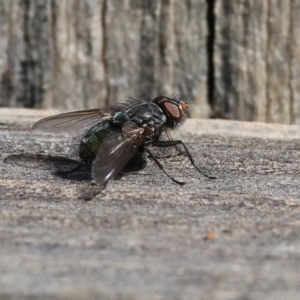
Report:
1,109,300,299
1,1,300,123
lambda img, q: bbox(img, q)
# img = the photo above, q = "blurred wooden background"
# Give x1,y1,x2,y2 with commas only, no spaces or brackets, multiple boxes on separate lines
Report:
0,0,299,124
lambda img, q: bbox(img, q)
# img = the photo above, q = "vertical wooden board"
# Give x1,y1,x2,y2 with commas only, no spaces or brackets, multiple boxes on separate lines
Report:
151,0,209,118
52,0,106,110
19,0,54,108
290,0,300,124
0,0,10,106
154,0,175,98
52,0,83,109
0,0,55,108
242,0,268,122
0,0,209,112
170,0,209,118
0,0,24,107
266,0,292,124
103,0,154,104
138,0,161,99
103,0,209,115
214,0,268,121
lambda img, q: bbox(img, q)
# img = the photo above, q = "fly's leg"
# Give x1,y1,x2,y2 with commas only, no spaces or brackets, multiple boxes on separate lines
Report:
164,128,185,156
144,146,185,185
153,140,216,179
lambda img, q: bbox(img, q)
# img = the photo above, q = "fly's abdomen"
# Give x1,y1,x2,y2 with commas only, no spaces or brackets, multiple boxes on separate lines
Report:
79,122,119,164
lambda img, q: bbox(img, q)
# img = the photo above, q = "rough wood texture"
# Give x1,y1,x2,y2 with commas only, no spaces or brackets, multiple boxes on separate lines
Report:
0,109,300,299
1,0,300,122
0,0,209,117
214,0,300,124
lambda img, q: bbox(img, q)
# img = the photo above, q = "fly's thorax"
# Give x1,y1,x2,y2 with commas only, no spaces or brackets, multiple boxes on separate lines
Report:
111,111,130,126
122,102,167,146
78,122,120,164
125,102,167,127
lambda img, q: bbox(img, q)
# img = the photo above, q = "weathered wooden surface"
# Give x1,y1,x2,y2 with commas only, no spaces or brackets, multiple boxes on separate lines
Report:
0,108,300,299
2,0,300,123
0,0,209,116
214,0,300,124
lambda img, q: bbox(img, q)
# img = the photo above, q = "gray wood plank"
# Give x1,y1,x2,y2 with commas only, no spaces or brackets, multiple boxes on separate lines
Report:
0,109,300,299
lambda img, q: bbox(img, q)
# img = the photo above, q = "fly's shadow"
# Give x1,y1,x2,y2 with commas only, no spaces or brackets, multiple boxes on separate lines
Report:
4,154,92,181
3,151,147,182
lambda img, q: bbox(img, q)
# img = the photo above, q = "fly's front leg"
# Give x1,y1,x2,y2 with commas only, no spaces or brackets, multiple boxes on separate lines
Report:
164,128,185,156
153,140,216,179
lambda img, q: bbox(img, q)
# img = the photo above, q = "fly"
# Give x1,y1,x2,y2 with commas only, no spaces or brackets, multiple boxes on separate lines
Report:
32,96,216,187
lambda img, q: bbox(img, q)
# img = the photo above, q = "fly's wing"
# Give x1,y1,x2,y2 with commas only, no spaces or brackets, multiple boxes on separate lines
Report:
32,106,124,133
92,122,147,186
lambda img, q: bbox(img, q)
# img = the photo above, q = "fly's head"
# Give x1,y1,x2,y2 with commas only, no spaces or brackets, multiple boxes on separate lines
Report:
153,96,189,129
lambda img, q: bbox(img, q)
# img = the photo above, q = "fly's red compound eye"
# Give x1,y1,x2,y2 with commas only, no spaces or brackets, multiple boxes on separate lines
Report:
164,102,181,119
153,96,188,125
